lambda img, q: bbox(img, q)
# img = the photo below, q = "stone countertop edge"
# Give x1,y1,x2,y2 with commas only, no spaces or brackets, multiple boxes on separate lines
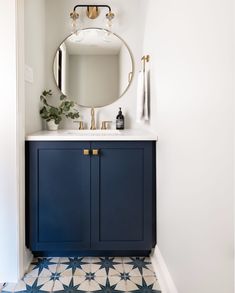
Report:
25,129,158,141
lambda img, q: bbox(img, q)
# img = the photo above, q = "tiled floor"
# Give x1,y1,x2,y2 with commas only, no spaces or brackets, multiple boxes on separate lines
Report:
0,257,161,292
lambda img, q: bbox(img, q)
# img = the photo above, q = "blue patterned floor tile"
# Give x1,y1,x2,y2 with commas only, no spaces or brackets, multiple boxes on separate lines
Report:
51,276,106,292
75,275,107,291
143,275,161,290
10,256,161,292
123,257,155,277
52,277,82,292
92,257,124,276
25,258,58,278
0,283,4,290
52,276,73,292
107,276,126,292
13,277,54,293
92,257,123,265
57,257,89,276
0,283,6,292
1,283,16,293
84,277,127,292
125,277,161,292
112,272,143,292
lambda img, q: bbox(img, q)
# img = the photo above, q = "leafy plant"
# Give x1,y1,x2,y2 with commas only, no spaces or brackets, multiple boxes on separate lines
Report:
40,90,79,125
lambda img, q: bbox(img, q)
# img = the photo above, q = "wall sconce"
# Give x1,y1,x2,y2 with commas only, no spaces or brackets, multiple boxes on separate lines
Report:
70,4,115,33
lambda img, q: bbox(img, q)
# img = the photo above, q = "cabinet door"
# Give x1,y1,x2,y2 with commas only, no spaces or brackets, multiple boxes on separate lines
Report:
27,141,91,252
91,141,155,251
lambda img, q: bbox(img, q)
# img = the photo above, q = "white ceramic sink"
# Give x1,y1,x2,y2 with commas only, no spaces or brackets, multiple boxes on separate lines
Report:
64,129,122,136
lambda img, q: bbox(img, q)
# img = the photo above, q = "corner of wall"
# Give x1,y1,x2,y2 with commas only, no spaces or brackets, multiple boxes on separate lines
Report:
151,246,178,293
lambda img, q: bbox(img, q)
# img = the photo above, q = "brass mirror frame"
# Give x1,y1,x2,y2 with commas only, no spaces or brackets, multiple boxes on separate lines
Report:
52,27,135,108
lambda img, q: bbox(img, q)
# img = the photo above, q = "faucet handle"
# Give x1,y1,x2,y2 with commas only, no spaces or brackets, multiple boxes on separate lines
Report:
73,120,84,130
90,108,96,130
101,121,113,130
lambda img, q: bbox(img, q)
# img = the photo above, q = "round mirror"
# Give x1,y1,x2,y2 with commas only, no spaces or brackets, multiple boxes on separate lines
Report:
53,28,134,108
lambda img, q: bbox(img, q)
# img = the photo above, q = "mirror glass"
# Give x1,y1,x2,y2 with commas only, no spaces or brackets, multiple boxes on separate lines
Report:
53,28,134,107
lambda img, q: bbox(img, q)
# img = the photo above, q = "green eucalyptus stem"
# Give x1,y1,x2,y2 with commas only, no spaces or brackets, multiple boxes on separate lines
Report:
39,90,79,125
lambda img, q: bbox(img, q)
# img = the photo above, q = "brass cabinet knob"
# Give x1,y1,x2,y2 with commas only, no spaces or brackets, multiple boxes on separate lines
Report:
92,149,99,156
83,149,90,156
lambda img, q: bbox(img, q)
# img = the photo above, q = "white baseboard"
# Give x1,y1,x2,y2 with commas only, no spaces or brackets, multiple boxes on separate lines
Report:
22,248,33,277
150,246,178,293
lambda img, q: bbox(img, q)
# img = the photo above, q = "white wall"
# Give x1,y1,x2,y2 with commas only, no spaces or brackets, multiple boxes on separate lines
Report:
24,0,46,134
143,0,234,293
0,0,20,283
17,0,33,280
22,0,47,276
44,0,148,129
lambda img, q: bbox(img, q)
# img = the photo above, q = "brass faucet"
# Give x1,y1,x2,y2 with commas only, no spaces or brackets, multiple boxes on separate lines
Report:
101,121,112,130
90,108,96,130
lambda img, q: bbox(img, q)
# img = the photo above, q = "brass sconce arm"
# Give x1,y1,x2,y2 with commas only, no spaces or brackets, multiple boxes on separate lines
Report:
70,4,115,34
72,4,112,13
71,4,113,20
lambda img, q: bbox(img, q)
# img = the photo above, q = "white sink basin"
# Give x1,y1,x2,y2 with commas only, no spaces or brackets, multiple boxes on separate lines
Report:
64,129,122,136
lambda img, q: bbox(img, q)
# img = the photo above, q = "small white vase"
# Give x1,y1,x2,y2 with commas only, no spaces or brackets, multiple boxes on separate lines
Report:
47,120,59,131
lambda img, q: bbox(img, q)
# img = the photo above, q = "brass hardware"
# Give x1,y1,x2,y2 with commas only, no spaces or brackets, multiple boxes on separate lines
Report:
86,6,100,19
101,121,112,130
128,72,133,83
71,5,114,24
79,121,84,130
141,55,150,72
73,120,84,130
142,55,150,62
83,149,90,156
90,108,96,130
92,149,99,156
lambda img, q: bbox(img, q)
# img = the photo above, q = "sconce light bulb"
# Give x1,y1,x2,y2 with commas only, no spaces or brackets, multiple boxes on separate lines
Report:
106,11,115,31
106,11,115,21
70,11,79,33
106,19,112,29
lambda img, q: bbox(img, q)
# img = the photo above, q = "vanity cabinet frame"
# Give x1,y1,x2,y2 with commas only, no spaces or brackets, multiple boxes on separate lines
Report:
26,140,156,256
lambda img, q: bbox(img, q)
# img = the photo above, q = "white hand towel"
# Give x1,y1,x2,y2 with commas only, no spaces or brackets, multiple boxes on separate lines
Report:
144,70,149,121
136,70,145,123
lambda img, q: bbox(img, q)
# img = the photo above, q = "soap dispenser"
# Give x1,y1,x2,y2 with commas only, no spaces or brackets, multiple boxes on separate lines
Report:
116,107,125,130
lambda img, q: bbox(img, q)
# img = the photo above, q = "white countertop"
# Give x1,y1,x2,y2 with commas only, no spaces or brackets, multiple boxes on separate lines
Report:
26,129,158,141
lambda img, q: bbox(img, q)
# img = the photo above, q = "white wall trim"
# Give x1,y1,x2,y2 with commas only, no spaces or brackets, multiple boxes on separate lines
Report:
150,246,179,293
16,0,33,279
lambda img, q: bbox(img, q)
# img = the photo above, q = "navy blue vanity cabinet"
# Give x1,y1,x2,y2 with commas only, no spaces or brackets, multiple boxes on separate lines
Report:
26,141,156,255
91,141,156,251
26,141,91,252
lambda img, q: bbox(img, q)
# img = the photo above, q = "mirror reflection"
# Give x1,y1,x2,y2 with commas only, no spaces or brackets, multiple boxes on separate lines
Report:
53,28,134,107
